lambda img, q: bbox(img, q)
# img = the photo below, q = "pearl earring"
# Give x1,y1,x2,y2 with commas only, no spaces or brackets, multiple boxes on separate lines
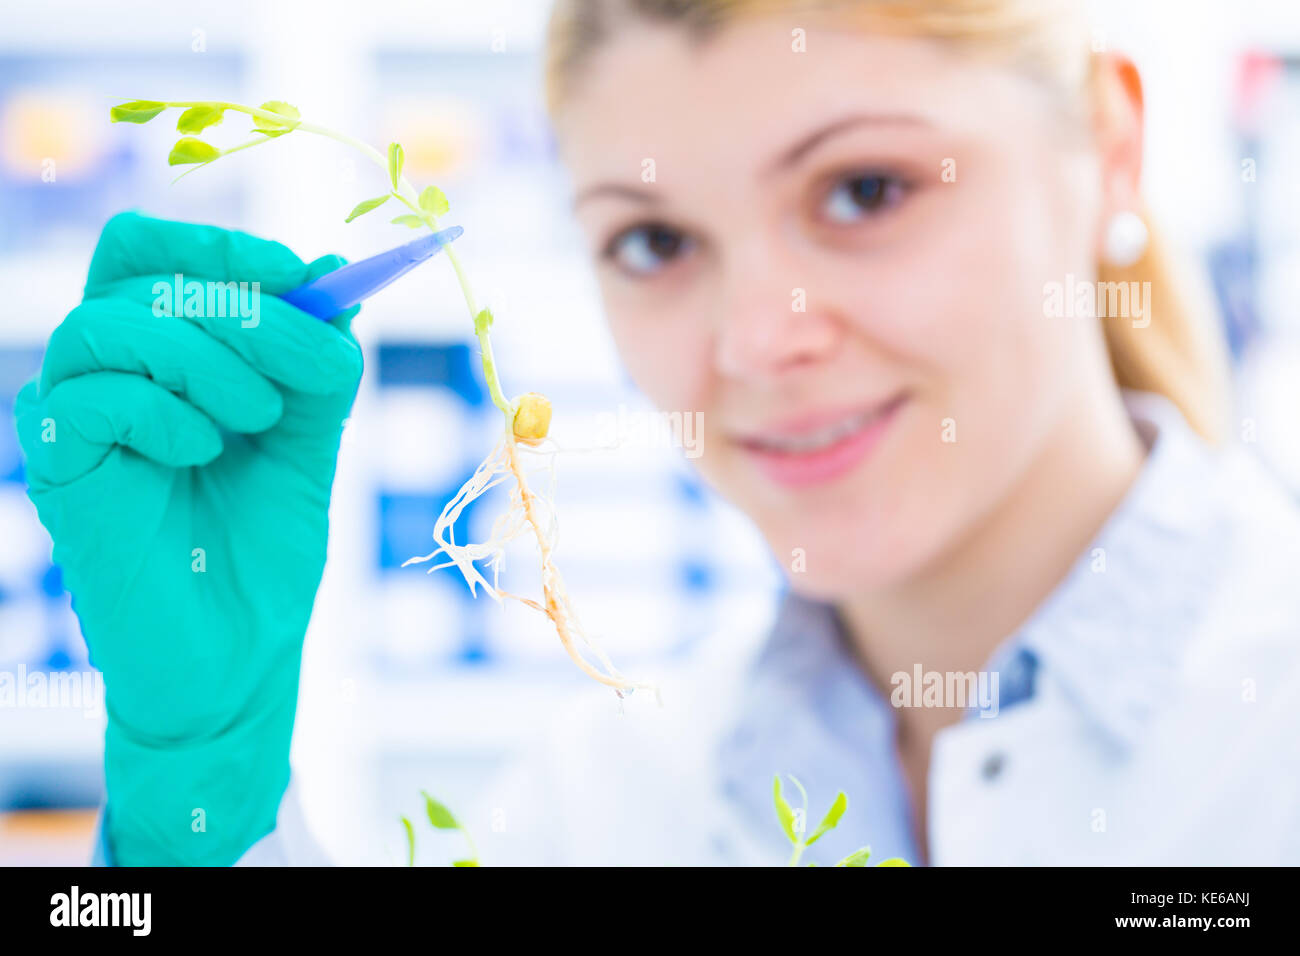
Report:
1104,210,1149,268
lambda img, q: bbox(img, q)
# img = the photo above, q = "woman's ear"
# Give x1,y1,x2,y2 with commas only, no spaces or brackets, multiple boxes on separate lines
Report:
1089,52,1145,254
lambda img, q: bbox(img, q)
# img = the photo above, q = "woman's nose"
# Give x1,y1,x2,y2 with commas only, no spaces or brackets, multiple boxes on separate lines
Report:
713,246,843,382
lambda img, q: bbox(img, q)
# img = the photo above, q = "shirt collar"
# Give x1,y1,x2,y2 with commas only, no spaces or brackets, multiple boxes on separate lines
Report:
1008,388,1233,750
724,388,1232,759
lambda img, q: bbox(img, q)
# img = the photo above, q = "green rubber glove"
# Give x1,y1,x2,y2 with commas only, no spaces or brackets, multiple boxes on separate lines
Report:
13,212,363,866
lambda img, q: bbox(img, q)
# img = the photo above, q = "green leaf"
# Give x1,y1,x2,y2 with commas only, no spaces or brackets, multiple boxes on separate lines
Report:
421,790,459,830
168,137,221,166
473,308,494,336
400,815,415,867
451,859,479,867
176,105,225,134
418,185,449,217
772,775,799,845
835,846,872,867
876,857,911,867
804,791,847,848
344,194,391,223
387,142,404,190
110,100,166,123
253,100,300,137
390,214,425,228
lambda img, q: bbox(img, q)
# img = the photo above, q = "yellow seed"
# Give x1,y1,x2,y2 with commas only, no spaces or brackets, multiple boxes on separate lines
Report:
512,392,552,441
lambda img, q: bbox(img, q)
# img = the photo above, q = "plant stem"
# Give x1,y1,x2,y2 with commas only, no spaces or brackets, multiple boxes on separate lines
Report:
167,100,516,419
786,775,809,866
458,824,479,865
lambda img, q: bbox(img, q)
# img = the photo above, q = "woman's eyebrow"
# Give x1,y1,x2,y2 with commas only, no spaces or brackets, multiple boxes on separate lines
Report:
572,113,931,209
573,183,661,210
763,112,933,174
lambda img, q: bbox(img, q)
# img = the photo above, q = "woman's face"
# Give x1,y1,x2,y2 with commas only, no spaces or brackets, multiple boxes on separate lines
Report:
555,18,1109,598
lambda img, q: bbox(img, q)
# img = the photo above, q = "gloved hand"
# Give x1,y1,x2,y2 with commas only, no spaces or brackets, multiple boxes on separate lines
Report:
14,212,363,866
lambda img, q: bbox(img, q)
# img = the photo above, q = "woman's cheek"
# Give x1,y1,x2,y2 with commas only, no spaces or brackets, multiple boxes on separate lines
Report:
606,307,714,419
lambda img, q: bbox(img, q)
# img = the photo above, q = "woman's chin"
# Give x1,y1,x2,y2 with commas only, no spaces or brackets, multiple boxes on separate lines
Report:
710,467,938,598
773,536,920,601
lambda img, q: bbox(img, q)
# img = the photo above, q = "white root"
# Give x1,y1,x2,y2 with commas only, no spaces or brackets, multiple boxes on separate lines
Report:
403,427,657,699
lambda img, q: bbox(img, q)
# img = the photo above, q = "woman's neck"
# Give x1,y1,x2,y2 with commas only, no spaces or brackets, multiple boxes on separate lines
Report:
836,383,1148,731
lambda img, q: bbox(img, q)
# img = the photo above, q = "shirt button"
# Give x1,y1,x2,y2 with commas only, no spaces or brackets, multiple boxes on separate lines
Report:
980,751,1006,782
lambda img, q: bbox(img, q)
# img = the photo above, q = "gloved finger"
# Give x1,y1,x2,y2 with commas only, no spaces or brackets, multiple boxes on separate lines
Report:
16,372,223,486
302,253,363,334
39,298,284,434
85,212,313,297
249,378,360,470
249,252,363,459
86,275,363,396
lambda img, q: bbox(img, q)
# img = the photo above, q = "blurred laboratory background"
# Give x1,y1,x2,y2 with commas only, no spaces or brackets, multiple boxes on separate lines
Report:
1,0,1298,865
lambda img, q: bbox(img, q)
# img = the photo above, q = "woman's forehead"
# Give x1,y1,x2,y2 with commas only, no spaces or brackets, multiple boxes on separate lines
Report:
554,20,1046,183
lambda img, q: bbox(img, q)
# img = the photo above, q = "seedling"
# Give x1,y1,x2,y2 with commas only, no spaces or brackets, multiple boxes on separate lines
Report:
772,774,911,867
398,778,910,867
110,98,653,697
400,790,479,867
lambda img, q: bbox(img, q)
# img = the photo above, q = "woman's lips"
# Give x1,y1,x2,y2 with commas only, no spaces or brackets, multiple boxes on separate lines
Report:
736,394,907,489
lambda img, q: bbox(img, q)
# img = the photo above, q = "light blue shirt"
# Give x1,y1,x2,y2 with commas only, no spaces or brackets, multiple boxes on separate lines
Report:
711,592,1036,865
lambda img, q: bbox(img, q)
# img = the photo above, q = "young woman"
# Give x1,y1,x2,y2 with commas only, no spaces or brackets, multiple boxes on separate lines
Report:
17,0,1300,866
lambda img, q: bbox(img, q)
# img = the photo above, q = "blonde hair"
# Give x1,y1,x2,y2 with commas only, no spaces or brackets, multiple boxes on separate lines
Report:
544,0,1231,442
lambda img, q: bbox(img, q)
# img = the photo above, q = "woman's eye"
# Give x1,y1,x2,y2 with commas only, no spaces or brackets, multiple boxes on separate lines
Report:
603,224,693,277
821,173,907,224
